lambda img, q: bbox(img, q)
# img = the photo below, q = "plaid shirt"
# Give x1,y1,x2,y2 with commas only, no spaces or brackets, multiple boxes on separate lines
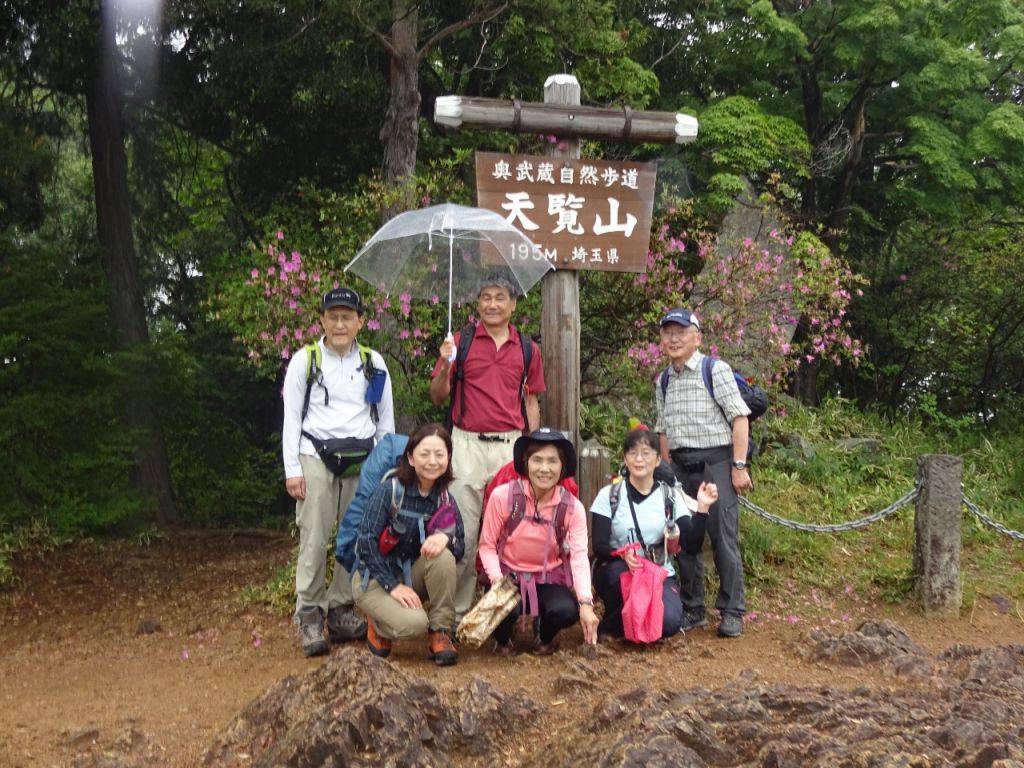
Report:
655,351,751,450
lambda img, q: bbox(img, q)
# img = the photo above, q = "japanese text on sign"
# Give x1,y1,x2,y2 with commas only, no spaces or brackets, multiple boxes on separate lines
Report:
475,151,657,273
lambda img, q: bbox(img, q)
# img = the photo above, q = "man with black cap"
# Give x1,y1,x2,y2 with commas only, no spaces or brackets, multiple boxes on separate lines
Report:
281,286,395,656
429,274,546,619
655,308,752,638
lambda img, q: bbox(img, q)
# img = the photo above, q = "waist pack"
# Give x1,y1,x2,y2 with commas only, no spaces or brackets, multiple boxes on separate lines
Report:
303,432,373,477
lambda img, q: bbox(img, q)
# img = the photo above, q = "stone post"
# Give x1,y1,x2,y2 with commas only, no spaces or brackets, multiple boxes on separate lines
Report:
578,441,611,557
913,454,963,616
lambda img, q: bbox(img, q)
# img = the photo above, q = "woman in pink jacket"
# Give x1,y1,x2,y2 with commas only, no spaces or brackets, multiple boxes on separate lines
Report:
478,428,599,655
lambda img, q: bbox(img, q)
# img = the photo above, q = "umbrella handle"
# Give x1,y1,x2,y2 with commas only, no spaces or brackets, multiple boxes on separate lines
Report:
447,231,454,336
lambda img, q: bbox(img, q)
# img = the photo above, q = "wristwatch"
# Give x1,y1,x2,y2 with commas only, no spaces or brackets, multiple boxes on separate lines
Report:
731,460,748,470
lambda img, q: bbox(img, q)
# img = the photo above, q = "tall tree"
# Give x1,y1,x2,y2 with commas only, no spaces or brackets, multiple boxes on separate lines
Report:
87,1,179,523
351,0,509,204
3,0,180,523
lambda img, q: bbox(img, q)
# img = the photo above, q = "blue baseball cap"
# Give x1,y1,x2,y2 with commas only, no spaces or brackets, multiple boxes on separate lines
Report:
660,308,700,330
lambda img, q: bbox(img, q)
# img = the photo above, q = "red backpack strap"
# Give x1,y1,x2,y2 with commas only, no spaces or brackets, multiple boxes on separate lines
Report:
496,479,527,564
552,487,571,550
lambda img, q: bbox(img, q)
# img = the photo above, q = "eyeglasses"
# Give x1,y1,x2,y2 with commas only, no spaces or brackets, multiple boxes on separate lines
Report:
661,327,695,339
625,448,658,461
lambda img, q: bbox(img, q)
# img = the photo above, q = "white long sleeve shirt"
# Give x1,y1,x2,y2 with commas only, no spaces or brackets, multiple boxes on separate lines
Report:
281,338,394,478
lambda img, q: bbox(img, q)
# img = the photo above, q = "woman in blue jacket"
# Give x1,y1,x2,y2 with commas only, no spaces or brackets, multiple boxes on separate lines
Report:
352,424,464,665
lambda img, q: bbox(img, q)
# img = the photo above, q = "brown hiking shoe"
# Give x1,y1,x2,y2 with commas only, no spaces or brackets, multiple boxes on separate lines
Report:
428,628,458,666
366,618,392,658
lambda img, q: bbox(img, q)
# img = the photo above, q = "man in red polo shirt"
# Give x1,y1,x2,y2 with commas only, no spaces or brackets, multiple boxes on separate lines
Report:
430,275,545,618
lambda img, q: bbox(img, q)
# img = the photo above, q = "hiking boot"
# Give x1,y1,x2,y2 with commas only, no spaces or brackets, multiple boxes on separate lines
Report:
681,610,708,632
531,639,559,656
297,609,328,658
428,628,458,667
494,640,517,657
717,614,743,638
326,604,367,643
365,618,392,658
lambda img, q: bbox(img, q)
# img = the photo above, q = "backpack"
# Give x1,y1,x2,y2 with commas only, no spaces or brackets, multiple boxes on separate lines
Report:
446,323,533,432
659,356,768,423
494,479,573,589
384,472,454,550
359,471,454,588
606,472,678,567
607,471,676,525
301,340,383,424
659,356,768,461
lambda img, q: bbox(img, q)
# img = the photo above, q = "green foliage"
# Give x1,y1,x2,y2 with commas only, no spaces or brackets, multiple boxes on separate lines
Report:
0,518,72,589
697,96,810,183
738,397,1024,604
0,236,148,533
239,561,296,615
153,327,283,527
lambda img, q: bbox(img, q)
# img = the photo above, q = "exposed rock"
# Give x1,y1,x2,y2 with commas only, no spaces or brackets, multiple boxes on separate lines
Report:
778,433,815,460
69,726,165,768
203,648,539,768
135,618,161,635
202,625,1024,768
835,437,883,456
806,619,926,667
455,677,542,755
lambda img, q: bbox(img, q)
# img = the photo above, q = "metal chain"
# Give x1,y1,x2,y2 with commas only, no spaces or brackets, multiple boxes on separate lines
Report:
738,483,920,533
962,494,1024,542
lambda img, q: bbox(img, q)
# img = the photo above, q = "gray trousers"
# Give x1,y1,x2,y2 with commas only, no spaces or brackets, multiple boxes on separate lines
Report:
294,454,357,616
671,446,745,618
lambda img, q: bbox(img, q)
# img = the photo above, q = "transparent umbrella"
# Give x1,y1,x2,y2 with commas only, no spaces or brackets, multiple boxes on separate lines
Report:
345,203,554,335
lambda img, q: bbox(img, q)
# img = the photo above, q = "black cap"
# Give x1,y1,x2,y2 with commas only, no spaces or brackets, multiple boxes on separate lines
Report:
321,287,364,314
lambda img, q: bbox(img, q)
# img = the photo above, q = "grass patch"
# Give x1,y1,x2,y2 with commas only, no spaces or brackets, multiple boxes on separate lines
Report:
739,397,1024,614
240,561,296,615
0,519,71,589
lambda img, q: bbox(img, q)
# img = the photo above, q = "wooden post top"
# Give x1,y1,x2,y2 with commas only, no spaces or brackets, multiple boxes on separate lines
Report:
434,77,698,145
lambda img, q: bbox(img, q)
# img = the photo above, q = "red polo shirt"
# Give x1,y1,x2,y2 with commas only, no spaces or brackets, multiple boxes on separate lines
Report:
432,323,546,432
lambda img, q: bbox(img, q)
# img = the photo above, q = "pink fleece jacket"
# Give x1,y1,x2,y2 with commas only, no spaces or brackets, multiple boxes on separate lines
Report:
478,481,593,603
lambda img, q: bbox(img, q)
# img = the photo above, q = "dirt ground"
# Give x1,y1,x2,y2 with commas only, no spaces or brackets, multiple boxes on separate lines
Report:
1,531,1022,768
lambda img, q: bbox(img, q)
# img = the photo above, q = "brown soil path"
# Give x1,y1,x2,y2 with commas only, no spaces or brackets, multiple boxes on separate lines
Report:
1,531,1021,767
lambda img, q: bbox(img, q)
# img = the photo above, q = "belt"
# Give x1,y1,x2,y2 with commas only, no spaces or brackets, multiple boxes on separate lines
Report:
670,445,731,464
454,426,519,443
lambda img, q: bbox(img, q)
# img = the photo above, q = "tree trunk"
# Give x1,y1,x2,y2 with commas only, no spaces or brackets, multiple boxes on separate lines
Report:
379,0,421,215
86,5,180,526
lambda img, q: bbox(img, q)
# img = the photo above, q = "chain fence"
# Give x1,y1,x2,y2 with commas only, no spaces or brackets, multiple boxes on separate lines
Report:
961,494,1024,542
739,484,1024,541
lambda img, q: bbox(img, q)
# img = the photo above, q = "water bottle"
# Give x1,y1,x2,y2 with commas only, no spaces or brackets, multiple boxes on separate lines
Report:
664,517,681,556
378,517,407,555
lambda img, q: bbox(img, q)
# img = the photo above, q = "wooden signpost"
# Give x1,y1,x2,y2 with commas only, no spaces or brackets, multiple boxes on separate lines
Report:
434,74,698,445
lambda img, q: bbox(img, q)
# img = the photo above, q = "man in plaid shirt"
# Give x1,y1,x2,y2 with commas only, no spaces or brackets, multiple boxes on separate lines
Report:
654,308,752,638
